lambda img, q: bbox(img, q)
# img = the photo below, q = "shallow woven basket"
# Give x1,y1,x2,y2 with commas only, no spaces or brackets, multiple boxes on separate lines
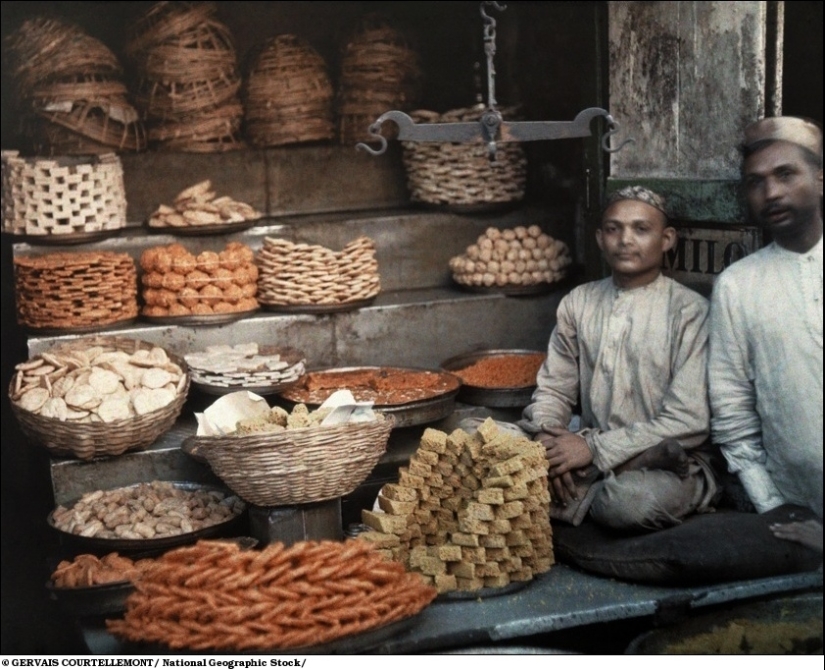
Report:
401,105,527,208
183,415,394,507
9,337,189,461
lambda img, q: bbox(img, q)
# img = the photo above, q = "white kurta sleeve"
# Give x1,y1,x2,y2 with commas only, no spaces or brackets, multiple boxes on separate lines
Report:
709,276,785,512
586,300,711,471
519,295,579,435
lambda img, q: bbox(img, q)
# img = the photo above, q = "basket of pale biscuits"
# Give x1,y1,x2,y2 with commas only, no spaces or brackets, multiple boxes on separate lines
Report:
9,336,189,460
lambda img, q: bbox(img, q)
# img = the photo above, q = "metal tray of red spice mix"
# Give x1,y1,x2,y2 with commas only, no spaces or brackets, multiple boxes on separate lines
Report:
440,349,546,408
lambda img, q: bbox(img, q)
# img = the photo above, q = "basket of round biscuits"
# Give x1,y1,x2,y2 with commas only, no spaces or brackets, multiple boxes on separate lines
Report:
9,336,189,460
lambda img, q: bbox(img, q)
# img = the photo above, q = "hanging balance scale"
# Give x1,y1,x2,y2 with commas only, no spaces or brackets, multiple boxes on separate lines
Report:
356,2,633,161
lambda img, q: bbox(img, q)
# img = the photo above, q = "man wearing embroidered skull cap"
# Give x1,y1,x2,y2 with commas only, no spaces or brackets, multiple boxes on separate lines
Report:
709,116,823,552
517,186,722,531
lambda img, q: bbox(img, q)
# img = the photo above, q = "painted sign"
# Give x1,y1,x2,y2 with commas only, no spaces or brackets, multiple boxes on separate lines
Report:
663,224,762,294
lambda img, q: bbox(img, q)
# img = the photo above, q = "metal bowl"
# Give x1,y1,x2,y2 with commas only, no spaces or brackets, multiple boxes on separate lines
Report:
440,349,545,408
48,482,248,558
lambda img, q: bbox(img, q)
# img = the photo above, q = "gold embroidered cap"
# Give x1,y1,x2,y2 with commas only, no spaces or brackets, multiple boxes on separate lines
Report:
743,116,823,155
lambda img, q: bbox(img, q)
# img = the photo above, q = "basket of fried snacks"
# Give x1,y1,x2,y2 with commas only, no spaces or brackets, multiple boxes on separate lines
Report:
9,336,189,460
107,538,437,652
183,394,393,507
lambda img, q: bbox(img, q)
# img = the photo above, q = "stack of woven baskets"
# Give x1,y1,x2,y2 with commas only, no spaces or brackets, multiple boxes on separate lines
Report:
401,104,527,210
126,1,244,152
3,17,145,154
336,14,422,146
243,35,335,147
256,236,380,308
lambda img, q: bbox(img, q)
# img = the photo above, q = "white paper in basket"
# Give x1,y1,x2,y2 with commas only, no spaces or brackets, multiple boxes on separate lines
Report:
195,389,376,435
319,389,376,426
195,391,270,436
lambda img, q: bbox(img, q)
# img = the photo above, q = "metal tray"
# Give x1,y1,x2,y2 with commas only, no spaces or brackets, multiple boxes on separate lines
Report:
140,309,258,327
441,349,544,408
24,317,137,336
48,482,247,558
191,377,304,397
4,228,122,246
454,281,557,296
146,218,261,237
435,579,529,602
261,297,376,314
278,366,461,427
46,580,135,618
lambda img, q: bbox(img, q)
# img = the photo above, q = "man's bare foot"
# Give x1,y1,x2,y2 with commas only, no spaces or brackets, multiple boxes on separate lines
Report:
616,439,690,478
770,519,823,553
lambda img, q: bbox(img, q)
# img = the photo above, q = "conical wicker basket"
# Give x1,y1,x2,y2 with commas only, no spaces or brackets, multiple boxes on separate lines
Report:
336,14,422,146
244,35,335,147
127,1,244,152
182,415,394,507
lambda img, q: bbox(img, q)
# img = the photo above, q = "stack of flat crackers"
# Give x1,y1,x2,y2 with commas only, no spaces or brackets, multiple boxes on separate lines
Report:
184,343,306,391
11,341,187,424
147,180,261,230
359,418,554,593
140,241,258,317
257,236,380,307
14,251,138,330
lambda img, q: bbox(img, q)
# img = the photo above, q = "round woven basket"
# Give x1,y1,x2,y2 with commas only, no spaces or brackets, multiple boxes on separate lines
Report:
9,337,190,461
244,35,335,147
183,415,394,506
401,105,527,209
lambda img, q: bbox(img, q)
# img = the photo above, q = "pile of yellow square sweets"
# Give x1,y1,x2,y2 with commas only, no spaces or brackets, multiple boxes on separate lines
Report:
359,418,554,593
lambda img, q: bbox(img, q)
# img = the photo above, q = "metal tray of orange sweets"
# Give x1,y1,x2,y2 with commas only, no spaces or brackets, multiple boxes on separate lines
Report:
278,366,461,428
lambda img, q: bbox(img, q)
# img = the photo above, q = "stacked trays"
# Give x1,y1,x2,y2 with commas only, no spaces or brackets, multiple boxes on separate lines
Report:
14,251,138,331
402,105,527,211
244,35,335,147
126,2,244,152
3,17,145,154
9,337,190,460
257,236,380,311
2,152,127,241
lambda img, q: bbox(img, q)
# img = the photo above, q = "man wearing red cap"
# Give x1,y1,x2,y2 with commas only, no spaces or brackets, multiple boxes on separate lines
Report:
709,116,823,552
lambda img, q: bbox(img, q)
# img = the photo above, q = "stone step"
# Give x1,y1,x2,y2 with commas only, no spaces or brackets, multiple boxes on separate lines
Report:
27,285,563,370
13,205,573,294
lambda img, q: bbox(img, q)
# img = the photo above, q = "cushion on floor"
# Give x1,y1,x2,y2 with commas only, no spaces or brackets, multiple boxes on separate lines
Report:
553,505,822,585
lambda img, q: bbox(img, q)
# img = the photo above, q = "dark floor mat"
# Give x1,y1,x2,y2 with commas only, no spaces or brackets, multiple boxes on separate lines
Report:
553,505,822,585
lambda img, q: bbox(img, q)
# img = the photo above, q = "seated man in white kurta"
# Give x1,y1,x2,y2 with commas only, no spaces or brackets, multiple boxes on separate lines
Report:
518,187,722,531
709,116,823,553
